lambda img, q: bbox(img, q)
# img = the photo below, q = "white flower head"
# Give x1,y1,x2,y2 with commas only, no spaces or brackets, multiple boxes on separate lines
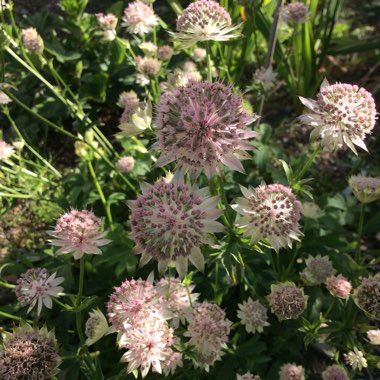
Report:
118,100,152,137
344,347,367,371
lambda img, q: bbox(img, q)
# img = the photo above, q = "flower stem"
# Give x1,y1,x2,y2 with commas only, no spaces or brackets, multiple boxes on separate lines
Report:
0,310,32,323
293,144,321,183
355,203,366,262
206,41,212,82
76,257,86,346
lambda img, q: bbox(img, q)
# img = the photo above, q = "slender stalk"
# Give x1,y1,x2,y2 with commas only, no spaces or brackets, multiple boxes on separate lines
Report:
356,203,365,262
217,44,232,82
0,281,16,289
76,257,86,346
206,41,213,82
52,297,70,310
87,160,114,230
0,310,32,323
293,144,321,183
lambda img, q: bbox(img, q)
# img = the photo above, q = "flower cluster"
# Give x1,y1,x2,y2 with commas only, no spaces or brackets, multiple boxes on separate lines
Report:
85,308,110,346
237,372,261,380
0,91,11,104
322,365,349,380
281,2,310,24
157,45,173,61
299,80,377,155
96,13,117,40
22,27,44,54
279,363,305,380
268,282,308,320
122,1,158,35
128,176,223,277
48,209,111,260
326,275,352,299
15,268,64,315
184,301,231,371
344,347,367,370
0,325,61,380
0,140,14,161
300,254,335,285
136,56,161,85
237,298,269,334
172,0,240,47
353,274,380,319
233,183,302,251
116,156,135,173
155,81,257,178
349,175,380,204
118,99,152,137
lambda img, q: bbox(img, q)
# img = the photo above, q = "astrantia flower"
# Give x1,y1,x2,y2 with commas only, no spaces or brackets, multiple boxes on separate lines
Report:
136,56,161,79
22,27,44,54
119,316,180,378
116,156,135,173
344,347,367,371
279,363,305,380
254,66,277,86
96,13,117,30
85,308,110,346
0,140,14,160
349,175,380,204
281,2,310,24
232,183,301,251
0,324,61,380
353,274,380,320
122,1,158,36
15,268,64,315
117,90,139,111
237,298,269,334
184,301,231,371
326,275,352,299
171,0,240,48
155,81,257,178
48,209,111,260
367,329,380,345
299,80,377,155
300,202,325,219
268,282,308,321
0,91,12,104
192,47,207,62
322,365,348,380
300,254,335,285
140,41,158,56
237,372,261,380
157,45,173,61
107,278,168,331
156,277,199,327
118,100,152,137
128,176,223,278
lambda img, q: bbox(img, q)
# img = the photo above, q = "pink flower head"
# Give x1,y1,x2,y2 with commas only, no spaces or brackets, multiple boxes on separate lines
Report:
322,365,349,380
281,2,310,23
326,275,352,299
15,268,64,315
301,254,335,285
122,1,158,35
22,27,44,54
155,81,257,178
367,329,380,345
172,0,240,47
116,156,135,173
156,277,199,327
117,90,139,111
136,56,161,78
299,80,377,155
0,140,14,160
96,13,118,30
232,183,302,251
107,278,169,331
237,297,269,334
237,372,261,380
184,301,231,371
349,175,380,204
279,363,305,380
157,45,173,61
128,176,223,278
48,210,111,260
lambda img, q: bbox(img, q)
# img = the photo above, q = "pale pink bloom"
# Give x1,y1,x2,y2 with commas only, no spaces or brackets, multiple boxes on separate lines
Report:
171,0,240,48
254,66,277,85
96,13,118,30
0,140,14,160
140,42,158,56
161,351,183,376
344,347,367,371
192,47,207,62
300,254,335,285
268,282,308,321
237,298,269,334
299,80,377,155
48,210,111,260
237,372,261,380
117,90,139,111
122,1,158,36
349,175,380,204
136,56,161,78
300,202,324,219
116,156,135,173
281,3,310,23
157,45,173,61
155,81,257,178
279,363,305,380
326,275,352,299
128,176,223,278
156,277,199,327
367,329,380,345
119,316,179,378
15,268,64,315
232,183,301,251
22,27,44,54
0,91,11,104
107,278,169,331
322,365,348,380
184,301,231,371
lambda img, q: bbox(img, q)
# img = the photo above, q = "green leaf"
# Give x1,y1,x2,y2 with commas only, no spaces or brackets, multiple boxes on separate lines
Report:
45,43,82,63
79,73,108,102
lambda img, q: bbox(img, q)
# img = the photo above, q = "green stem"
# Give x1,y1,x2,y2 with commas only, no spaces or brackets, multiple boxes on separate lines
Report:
217,44,232,82
0,281,16,288
76,257,86,346
356,203,365,262
52,297,70,310
0,310,32,323
87,160,114,230
293,144,321,183
206,41,212,82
